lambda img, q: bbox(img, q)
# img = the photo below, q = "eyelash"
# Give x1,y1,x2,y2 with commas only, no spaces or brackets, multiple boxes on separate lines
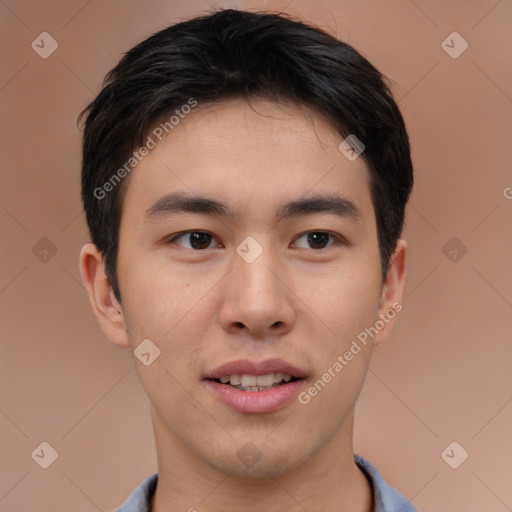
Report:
166,230,345,250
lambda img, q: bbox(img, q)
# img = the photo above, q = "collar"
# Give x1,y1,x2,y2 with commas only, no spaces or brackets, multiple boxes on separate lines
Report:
116,454,416,512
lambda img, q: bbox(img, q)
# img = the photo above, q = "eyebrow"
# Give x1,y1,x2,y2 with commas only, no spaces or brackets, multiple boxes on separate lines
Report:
144,191,362,223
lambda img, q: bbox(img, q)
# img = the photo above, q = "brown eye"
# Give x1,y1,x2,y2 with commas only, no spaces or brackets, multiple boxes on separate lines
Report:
307,232,330,249
294,231,336,249
170,231,217,249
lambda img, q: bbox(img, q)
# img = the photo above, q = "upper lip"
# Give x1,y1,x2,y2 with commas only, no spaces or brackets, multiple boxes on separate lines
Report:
205,358,307,380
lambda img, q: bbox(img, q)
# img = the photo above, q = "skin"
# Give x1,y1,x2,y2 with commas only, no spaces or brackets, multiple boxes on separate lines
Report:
80,97,407,512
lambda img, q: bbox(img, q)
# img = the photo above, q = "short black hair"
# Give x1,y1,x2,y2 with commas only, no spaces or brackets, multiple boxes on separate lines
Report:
79,8,413,303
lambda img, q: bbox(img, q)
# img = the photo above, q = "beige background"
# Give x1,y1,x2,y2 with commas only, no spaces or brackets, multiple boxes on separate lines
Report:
1,0,511,510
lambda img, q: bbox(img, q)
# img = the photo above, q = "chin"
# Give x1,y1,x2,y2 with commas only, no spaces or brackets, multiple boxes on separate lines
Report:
204,439,313,479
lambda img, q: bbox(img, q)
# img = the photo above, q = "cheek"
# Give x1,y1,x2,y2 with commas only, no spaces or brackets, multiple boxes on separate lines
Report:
300,262,381,348
297,271,379,421
119,283,209,390
120,274,212,404
120,249,216,333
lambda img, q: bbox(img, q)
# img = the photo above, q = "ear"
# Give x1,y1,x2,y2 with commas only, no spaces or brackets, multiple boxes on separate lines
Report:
373,238,407,346
79,243,131,348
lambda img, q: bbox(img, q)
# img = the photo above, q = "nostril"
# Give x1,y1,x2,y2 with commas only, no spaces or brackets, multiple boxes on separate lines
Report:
234,321,245,328
272,321,283,328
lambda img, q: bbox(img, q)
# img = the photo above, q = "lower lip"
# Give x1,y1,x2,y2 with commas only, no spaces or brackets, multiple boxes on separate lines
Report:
206,379,305,414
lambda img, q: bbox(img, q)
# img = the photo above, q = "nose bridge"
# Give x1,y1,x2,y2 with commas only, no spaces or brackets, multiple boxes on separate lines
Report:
233,240,283,306
219,236,295,336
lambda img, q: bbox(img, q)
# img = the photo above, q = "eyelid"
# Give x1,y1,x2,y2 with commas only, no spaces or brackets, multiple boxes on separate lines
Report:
291,230,347,248
165,229,347,250
166,230,223,249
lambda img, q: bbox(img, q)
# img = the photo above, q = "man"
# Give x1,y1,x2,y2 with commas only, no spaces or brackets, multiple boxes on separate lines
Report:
78,8,415,512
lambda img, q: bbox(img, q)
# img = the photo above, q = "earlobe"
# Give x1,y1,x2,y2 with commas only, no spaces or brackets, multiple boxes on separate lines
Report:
374,239,408,346
79,243,131,348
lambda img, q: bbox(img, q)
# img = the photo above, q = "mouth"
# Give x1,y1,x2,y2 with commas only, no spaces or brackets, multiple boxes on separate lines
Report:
211,372,302,392
204,358,307,413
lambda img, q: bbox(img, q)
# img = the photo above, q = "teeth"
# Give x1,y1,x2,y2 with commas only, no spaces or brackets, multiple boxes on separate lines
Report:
229,374,241,385
240,375,257,387
256,374,274,386
217,373,294,388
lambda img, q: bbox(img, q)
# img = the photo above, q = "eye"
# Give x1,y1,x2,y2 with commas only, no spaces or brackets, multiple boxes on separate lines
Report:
292,231,339,250
168,231,220,250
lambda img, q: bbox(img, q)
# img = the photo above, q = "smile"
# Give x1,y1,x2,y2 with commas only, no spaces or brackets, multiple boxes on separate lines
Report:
213,372,297,391
204,359,307,413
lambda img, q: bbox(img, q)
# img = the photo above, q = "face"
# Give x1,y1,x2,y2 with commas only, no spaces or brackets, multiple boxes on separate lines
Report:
82,97,406,478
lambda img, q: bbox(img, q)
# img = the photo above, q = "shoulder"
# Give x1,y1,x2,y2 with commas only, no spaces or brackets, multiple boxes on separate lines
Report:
354,455,417,512
115,472,158,512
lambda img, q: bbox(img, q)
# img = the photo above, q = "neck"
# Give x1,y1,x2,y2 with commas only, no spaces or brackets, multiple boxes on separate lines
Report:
149,410,373,512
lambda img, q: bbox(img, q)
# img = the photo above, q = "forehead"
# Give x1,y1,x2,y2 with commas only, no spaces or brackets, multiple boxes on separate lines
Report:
119,97,373,225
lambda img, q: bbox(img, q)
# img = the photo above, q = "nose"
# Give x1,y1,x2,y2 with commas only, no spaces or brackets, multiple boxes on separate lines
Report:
218,248,296,339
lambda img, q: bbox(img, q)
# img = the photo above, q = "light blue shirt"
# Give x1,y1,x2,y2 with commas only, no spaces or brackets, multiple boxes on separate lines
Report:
116,454,417,511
